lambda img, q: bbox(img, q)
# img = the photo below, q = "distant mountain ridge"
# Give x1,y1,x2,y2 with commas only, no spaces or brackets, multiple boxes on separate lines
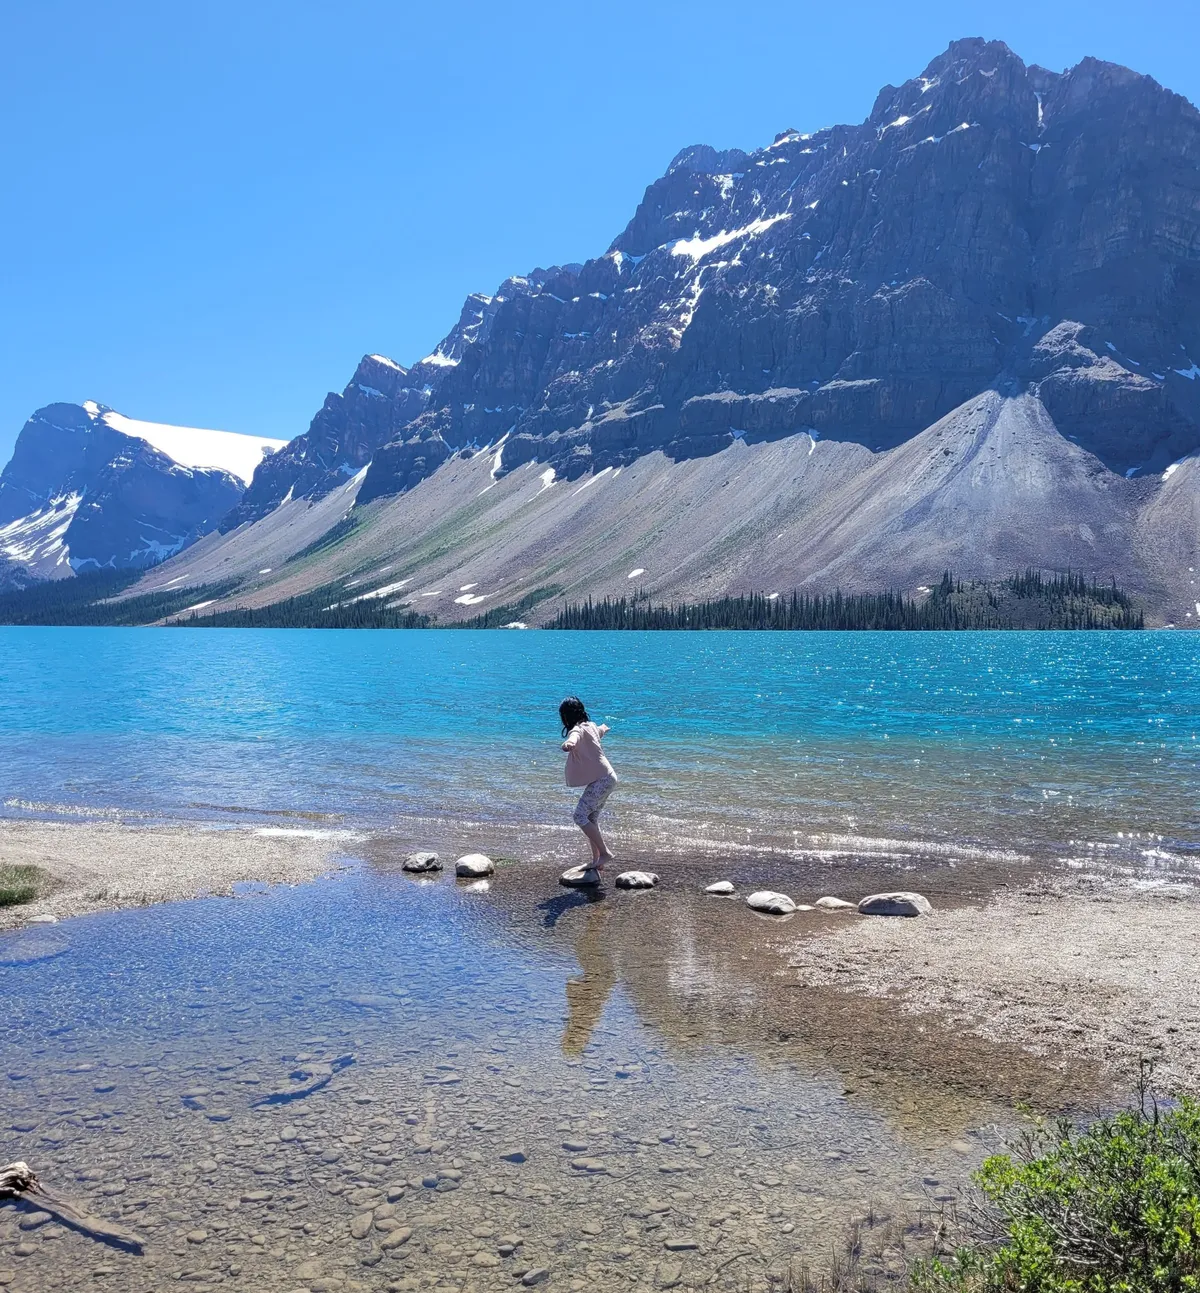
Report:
0,402,284,583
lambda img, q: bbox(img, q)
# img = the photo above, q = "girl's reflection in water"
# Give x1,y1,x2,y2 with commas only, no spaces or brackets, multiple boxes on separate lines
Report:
562,898,616,1056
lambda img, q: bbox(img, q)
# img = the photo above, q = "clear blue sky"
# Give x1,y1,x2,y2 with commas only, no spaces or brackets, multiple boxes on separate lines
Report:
1,0,1196,464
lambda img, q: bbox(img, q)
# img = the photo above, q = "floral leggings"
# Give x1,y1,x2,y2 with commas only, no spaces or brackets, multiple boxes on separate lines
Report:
572,773,618,828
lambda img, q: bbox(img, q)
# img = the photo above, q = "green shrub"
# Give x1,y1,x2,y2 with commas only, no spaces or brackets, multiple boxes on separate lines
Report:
0,864,44,907
919,1067,1200,1292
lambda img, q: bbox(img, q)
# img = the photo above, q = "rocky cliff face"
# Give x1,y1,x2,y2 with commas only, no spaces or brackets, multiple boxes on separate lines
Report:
0,403,253,577
222,353,430,529
240,37,1200,518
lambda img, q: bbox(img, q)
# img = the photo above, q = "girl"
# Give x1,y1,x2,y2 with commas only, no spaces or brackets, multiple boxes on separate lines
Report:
560,696,618,882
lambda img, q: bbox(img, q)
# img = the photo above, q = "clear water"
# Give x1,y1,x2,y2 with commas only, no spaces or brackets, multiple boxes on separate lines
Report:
0,627,1196,1291
1,627,1198,867
0,865,1088,1293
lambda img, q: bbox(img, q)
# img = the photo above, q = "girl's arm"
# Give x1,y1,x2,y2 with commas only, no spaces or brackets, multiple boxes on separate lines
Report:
562,730,580,752
598,723,610,737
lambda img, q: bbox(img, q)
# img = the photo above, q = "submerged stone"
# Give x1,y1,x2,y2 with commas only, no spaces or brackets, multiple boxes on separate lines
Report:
402,852,441,873
705,881,735,895
815,896,857,910
615,870,658,889
0,936,69,966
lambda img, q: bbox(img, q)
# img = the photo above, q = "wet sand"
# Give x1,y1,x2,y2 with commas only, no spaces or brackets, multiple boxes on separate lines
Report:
0,821,347,930
785,874,1200,1097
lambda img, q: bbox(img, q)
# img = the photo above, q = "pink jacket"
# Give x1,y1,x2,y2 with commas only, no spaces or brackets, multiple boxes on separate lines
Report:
562,721,615,787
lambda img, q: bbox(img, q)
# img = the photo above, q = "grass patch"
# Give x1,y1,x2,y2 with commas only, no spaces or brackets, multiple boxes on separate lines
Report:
0,864,46,907
786,1211,950,1291
284,512,364,564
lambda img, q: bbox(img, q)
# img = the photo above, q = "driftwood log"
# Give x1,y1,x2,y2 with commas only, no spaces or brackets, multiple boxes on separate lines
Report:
0,1161,144,1252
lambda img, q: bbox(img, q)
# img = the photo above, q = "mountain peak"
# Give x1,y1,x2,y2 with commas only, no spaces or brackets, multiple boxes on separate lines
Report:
0,402,262,577
667,144,752,177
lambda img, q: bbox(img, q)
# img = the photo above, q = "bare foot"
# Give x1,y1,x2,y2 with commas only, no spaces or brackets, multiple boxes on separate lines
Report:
596,853,616,870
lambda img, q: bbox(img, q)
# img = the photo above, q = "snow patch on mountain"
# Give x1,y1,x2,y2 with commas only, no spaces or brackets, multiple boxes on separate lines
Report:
0,494,80,568
84,403,286,485
670,214,791,263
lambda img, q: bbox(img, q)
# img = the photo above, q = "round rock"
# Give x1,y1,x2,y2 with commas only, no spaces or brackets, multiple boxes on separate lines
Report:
745,891,797,915
560,865,601,888
815,896,857,910
704,881,735,895
402,852,441,873
858,891,933,917
615,870,658,889
455,853,495,878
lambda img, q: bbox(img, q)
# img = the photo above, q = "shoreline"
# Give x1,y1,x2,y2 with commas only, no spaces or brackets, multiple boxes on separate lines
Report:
0,819,348,930
3,818,1197,1100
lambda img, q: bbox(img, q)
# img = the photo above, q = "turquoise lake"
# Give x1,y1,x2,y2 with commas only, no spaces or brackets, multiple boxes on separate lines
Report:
0,627,1196,869
0,627,1195,1292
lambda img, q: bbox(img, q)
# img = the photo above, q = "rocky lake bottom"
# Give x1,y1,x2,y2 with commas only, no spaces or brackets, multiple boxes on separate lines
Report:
0,833,1118,1293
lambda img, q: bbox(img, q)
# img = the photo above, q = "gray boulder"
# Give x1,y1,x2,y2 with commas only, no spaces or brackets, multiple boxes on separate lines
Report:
402,851,441,873
615,870,659,889
455,853,495,878
815,896,857,911
858,891,933,917
745,891,797,915
705,881,736,895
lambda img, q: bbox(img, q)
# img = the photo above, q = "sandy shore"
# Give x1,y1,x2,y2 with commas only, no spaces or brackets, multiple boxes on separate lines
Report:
0,819,349,930
785,876,1200,1098
6,818,1198,1101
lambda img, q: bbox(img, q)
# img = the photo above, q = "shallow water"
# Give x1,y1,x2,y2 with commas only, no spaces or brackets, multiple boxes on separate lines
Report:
0,860,1093,1293
1,628,1198,873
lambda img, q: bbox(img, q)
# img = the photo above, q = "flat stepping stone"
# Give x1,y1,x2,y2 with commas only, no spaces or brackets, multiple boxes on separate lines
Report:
615,870,658,889
858,891,933,917
745,890,797,915
560,866,602,888
455,853,495,877
815,896,857,910
705,881,735,894
402,852,441,873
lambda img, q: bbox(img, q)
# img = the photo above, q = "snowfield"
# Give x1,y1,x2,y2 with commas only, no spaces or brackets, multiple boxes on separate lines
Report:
83,402,286,485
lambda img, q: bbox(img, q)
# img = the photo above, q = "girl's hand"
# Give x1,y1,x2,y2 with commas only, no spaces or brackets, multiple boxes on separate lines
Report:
598,723,610,737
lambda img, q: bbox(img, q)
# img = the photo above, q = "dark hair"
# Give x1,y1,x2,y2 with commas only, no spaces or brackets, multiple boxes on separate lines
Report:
559,696,589,736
